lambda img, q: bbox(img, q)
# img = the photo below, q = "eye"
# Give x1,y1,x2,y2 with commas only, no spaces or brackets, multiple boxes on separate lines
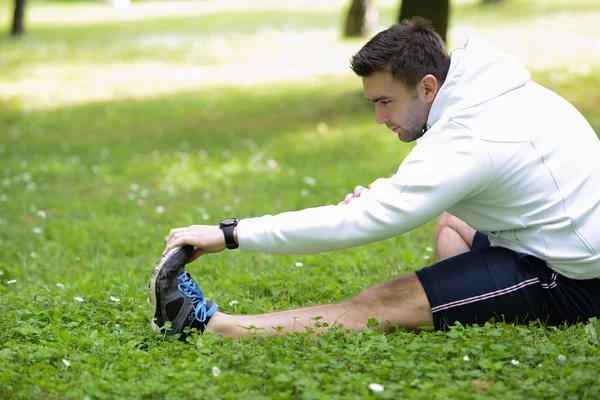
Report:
380,99,393,106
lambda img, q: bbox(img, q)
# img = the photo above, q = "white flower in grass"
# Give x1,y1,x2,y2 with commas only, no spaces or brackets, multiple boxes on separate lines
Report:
127,193,136,200
56,283,65,288
202,213,210,221
33,227,42,235
30,252,38,258
423,255,431,260
302,176,316,186
62,359,71,367
295,262,304,267
74,296,84,302
37,210,47,219
463,355,470,361
511,359,520,365
130,183,139,192
426,246,434,252
155,206,165,214
558,354,567,362
7,280,16,284
137,199,145,206
368,383,384,393
229,300,238,307
212,366,220,377
0,194,7,202
110,296,121,302
300,189,309,197
140,189,149,198
0,270,4,275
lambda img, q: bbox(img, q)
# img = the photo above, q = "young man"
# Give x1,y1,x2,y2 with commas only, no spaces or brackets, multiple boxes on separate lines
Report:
149,18,600,339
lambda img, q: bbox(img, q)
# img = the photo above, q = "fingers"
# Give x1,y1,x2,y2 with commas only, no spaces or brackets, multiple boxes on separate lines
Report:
163,224,226,257
166,235,197,250
354,185,365,197
340,184,370,205
167,227,188,246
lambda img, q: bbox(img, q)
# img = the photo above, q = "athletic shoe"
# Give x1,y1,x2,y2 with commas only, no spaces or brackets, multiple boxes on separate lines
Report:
149,245,218,338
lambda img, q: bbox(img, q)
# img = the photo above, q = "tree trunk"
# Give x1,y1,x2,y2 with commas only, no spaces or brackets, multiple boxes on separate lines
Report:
344,0,378,38
11,0,26,36
398,0,450,43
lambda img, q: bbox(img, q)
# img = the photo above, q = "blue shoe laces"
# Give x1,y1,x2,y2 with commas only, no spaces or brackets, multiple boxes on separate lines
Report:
177,272,210,323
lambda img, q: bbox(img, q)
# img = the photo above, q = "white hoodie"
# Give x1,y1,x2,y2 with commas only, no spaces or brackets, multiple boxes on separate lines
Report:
237,37,600,280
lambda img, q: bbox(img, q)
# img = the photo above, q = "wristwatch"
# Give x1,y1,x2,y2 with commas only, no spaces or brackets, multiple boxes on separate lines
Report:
219,218,239,249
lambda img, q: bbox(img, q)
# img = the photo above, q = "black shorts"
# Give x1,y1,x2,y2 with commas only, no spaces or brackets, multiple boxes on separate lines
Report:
415,232,600,330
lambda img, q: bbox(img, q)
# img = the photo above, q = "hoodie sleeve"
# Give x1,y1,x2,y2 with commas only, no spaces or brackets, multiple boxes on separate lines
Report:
237,121,493,254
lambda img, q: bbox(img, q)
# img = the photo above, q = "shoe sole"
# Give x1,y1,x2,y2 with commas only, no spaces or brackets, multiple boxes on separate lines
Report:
149,246,186,333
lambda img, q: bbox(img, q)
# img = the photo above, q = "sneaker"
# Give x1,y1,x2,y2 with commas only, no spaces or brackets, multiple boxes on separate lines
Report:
149,245,218,338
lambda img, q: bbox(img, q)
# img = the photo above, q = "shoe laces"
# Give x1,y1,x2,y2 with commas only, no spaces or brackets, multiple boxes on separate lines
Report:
177,272,209,323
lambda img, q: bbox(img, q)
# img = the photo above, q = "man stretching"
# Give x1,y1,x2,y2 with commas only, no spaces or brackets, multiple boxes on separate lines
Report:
149,18,600,339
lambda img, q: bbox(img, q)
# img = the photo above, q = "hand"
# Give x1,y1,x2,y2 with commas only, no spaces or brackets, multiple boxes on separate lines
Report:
164,225,226,263
339,184,371,205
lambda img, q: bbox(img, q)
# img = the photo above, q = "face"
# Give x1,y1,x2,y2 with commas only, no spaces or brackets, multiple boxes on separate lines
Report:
362,72,437,142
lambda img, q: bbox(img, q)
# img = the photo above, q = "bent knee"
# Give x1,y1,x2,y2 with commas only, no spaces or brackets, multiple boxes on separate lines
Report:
434,212,476,245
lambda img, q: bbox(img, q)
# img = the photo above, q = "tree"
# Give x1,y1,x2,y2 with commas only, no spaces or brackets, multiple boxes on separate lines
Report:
343,0,378,38
11,0,27,36
398,0,450,43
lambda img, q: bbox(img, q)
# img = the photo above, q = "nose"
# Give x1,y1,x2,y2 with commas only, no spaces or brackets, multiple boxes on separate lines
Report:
375,104,388,125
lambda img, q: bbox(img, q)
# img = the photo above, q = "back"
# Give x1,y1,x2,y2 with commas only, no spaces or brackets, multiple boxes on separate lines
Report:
448,82,600,279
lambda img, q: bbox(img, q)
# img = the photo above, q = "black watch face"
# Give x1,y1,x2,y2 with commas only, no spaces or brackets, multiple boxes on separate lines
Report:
221,218,237,226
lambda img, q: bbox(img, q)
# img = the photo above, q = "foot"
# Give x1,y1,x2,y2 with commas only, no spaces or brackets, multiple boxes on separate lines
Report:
149,245,218,339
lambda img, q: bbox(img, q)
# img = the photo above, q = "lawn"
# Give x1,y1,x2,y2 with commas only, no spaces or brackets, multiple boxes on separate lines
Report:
1,0,600,398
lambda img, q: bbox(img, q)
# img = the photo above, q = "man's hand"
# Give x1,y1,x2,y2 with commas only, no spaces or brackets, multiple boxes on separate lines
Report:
339,184,371,205
164,225,226,263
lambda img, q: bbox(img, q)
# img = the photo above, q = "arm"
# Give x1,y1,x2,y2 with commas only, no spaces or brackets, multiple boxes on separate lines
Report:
238,123,493,254
165,123,492,259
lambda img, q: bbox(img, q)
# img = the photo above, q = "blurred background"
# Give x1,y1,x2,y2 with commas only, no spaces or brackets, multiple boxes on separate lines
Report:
1,0,599,112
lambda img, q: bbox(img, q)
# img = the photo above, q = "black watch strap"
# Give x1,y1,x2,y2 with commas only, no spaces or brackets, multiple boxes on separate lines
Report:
220,218,239,250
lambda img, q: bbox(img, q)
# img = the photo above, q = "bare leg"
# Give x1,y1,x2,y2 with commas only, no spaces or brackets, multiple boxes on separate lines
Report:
434,212,477,262
206,272,433,338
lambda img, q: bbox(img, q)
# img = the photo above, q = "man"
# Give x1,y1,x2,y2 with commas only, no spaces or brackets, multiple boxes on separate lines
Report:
149,18,600,339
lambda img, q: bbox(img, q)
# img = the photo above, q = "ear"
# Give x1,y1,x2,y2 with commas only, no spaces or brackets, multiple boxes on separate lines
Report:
418,74,439,104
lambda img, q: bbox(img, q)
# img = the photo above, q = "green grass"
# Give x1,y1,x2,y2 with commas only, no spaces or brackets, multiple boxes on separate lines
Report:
1,0,600,398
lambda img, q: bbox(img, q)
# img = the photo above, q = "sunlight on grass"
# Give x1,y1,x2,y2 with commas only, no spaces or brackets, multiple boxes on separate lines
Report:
24,0,394,26
451,12,600,73
0,28,363,109
1,0,598,111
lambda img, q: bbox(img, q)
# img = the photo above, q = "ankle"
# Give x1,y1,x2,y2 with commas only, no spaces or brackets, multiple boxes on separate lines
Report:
204,311,226,335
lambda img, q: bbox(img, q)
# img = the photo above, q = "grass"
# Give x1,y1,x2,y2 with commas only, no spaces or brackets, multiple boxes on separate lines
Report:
1,0,600,398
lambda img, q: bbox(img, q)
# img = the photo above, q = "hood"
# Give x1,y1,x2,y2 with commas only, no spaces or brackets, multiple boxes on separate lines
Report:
426,36,531,130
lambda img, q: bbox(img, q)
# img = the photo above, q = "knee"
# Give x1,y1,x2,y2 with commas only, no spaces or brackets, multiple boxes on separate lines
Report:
434,212,455,241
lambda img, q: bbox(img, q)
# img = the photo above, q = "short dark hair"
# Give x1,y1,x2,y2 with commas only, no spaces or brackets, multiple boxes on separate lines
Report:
350,17,450,88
